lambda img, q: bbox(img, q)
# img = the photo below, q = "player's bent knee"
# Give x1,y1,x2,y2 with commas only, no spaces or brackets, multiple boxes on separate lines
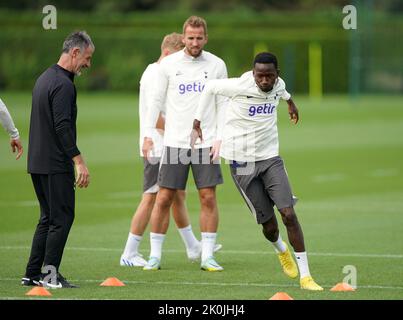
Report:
279,206,293,214
262,224,278,239
279,207,298,226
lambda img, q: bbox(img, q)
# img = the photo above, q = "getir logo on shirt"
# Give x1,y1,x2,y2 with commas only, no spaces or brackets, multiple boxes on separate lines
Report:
179,82,205,95
248,103,276,116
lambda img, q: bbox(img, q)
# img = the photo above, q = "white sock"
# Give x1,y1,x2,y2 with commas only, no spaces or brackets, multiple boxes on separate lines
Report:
269,234,287,253
149,232,165,260
201,232,217,262
294,251,311,279
178,225,200,249
122,233,142,258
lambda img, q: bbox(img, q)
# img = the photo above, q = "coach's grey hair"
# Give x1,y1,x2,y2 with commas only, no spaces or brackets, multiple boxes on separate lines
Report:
62,31,94,54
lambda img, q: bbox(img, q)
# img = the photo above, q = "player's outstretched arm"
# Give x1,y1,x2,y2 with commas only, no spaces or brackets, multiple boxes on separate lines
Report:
286,98,299,124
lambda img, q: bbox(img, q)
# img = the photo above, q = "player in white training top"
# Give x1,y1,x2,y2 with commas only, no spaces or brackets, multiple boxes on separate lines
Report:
192,52,323,290
120,33,221,267
142,16,227,271
0,97,23,159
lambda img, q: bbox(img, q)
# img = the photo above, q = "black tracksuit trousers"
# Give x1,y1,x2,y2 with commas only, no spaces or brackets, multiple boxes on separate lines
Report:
25,173,75,277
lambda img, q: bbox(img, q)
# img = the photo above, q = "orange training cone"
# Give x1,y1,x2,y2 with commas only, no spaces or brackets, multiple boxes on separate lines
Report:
330,282,355,292
269,292,294,300
25,287,52,297
100,277,125,287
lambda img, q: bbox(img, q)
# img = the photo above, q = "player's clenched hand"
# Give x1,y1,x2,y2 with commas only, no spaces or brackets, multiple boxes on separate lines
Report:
142,137,154,160
287,98,299,124
190,119,203,149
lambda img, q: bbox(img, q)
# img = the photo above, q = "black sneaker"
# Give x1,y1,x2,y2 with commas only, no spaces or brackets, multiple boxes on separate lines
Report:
40,273,79,289
21,275,41,286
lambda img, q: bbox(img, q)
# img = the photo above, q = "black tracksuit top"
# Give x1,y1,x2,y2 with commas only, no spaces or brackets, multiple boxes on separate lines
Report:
28,64,80,174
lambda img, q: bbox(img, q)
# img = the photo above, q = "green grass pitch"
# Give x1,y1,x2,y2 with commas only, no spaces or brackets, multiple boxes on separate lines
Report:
0,92,402,300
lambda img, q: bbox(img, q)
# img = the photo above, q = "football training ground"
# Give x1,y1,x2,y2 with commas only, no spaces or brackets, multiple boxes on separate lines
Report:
0,92,402,300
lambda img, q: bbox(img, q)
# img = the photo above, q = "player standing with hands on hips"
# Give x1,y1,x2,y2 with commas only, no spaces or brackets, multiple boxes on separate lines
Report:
191,52,323,290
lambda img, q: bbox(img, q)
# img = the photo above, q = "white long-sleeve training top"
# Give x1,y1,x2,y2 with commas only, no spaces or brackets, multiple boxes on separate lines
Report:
139,63,165,157
144,49,228,149
0,98,19,139
195,71,291,162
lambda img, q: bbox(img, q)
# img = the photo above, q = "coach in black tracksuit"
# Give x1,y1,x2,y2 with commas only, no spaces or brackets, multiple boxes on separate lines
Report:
22,31,94,289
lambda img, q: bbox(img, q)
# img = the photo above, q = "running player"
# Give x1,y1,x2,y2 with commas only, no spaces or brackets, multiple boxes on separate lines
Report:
191,52,323,290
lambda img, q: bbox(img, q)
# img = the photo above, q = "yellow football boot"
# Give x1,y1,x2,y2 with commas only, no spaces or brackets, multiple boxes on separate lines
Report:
300,276,324,291
277,242,299,279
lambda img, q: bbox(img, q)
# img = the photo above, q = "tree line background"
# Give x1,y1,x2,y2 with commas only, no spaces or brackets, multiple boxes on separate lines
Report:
0,0,402,94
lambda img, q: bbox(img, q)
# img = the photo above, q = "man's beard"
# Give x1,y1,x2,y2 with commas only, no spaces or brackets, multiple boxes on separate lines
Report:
188,47,201,57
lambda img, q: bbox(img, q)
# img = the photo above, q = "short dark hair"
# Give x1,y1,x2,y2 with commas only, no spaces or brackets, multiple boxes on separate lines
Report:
183,16,208,35
253,52,278,69
62,31,94,54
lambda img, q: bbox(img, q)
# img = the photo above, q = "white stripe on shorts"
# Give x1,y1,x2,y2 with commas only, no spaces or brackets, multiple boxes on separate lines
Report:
144,184,159,194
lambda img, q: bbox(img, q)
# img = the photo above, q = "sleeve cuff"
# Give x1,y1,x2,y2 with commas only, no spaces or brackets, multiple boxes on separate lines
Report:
10,129,19,140
66,147,81,159
282,91,291,101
